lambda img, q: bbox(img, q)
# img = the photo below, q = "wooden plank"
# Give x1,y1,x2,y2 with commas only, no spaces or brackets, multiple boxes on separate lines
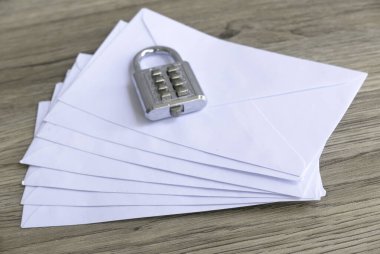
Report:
0,0,379,253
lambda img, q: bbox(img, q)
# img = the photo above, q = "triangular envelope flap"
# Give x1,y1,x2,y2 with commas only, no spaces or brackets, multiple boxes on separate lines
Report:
133,97,306,174
65,54,92,87
74,53,92,70
142,9,366,106
23,166,44,185
254,77,365,164
21,205,247,228
35,101,50,133
21,205,41,228
20,100,51,164
51,83,63,102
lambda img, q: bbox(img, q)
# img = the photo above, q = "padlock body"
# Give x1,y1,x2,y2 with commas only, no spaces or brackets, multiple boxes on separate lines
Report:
133,61,207,121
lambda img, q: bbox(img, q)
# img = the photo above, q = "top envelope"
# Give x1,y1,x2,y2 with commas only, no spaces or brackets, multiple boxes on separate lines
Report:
58,9,367,177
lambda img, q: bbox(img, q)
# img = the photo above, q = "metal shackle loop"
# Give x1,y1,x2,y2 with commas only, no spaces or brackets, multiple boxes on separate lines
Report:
133,46,183,72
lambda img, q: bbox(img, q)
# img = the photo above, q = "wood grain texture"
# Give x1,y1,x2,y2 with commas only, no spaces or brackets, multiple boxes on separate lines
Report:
0,0,379,253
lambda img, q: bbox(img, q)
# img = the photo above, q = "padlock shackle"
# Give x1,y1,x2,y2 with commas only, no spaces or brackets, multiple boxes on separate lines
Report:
133,46,183,72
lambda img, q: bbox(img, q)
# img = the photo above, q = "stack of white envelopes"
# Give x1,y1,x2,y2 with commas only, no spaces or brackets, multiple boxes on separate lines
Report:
20,9,367,228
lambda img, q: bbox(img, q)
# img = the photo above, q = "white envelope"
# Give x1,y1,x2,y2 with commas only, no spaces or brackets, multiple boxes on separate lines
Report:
23,164,323,207
43,62,299,180
21,8,346,226
26,58,317,197
23,167,282,198
21,101,259,228
32,20,314,192
23,65,325,197
22,138,323,197
26,102,273,197
23,99,322,204
20,101,316,228
21,184,318,206
24,138,270,193
23,87,323,209
21,204,254,228
44,38,300,181
56,9,366,178
21,21,327,198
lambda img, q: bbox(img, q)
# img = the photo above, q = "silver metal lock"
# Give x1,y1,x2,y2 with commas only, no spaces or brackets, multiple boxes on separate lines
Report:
132,46,207,121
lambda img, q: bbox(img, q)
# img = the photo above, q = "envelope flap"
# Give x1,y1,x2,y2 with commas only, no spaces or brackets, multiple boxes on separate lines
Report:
75,53,92,70
142,9,366,107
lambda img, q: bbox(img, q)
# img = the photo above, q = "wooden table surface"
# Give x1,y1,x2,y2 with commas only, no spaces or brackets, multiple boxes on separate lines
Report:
1,0,379,253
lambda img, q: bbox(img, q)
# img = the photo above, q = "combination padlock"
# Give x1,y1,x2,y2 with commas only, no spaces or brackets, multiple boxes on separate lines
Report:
132,46,207,121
